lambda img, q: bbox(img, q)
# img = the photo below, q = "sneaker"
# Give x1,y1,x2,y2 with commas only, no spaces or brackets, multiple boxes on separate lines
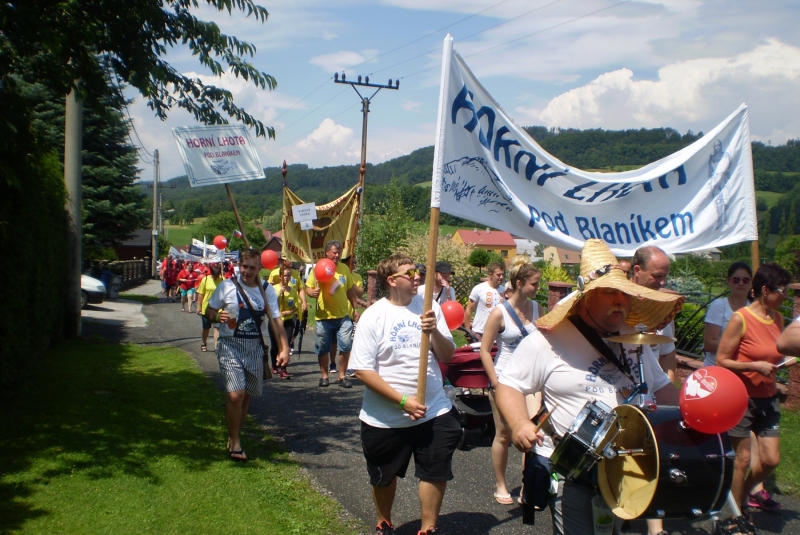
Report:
376,520,395,535
329,364,337,372
748,489,782,511
279,368,291,380
337,377,353,389
318,378,329,387
346,369,356,377
271,367,279,376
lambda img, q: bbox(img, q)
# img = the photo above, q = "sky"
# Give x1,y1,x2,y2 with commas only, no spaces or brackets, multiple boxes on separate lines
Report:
127,0,800,182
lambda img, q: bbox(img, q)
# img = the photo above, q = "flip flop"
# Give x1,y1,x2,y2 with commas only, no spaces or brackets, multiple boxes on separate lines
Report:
229,449,247,462
201,344,208,352
494,492,514,505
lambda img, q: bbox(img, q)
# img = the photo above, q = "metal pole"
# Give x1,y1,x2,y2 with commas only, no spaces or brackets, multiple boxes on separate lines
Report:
64,86,83,337
150,149,159,278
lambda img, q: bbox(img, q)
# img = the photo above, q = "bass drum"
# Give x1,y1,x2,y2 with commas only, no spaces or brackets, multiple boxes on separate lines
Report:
598,405,733,520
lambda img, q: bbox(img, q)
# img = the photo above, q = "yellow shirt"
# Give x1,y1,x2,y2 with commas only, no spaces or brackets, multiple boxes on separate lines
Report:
268,267,303,292
273,282,300,318
197,275,223,314
348,272,364,316
307,261,354,320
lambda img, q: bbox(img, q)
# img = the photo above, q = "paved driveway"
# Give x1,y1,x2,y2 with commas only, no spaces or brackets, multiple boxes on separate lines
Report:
85,281,800,534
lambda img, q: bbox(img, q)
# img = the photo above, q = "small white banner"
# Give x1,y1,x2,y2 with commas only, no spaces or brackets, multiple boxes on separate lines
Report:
300,220,314,231
172,125,264,187
292,202,317,223
429,35,758,255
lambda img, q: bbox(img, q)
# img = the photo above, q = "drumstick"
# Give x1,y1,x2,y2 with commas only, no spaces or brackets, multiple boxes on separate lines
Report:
532,402,558,433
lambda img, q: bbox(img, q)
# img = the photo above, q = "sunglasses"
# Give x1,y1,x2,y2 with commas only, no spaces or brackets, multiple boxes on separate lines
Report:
730,277,751,284
391,268,420,280
772,286,788,296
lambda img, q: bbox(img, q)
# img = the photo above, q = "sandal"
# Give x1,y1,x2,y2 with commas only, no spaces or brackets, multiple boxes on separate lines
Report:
229,449,247,462
494,492,514,505
201,344,208,352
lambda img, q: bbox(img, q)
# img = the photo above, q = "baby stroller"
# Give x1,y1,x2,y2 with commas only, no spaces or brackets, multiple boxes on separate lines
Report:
439,330,496,450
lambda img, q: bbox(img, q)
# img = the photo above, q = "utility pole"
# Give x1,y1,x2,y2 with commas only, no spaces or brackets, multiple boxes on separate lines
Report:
64,85,83,337
333,73,399,265
150,149,159,278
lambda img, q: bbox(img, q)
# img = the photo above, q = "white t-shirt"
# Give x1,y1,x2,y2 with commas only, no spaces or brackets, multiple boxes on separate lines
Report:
499,320,671,441
349,295,455,428
469,281,503,334
703,297,735,367
652,320,676,360
494,302,539,377
417,284,456,305
207,276,280,338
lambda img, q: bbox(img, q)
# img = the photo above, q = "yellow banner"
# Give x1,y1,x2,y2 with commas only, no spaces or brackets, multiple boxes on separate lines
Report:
282,185,359,263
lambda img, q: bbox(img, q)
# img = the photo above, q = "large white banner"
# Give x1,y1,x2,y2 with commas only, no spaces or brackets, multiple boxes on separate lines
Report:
172,125,264,187
430,36,758,255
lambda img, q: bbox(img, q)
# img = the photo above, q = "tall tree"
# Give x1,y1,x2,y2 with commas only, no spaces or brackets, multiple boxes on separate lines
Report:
1,0,277,137
20,76,149,257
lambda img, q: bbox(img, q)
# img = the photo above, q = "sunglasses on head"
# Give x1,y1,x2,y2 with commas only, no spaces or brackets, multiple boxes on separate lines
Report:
731,277,751,284
391,268,420,279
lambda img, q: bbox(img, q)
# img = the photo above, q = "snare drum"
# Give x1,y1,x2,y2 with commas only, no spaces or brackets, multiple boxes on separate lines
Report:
598,404,733,519
551,400,620,481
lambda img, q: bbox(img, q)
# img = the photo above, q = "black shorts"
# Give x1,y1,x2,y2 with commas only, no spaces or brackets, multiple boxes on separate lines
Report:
360,408,461,486
728,394,781,438
201,314,212,330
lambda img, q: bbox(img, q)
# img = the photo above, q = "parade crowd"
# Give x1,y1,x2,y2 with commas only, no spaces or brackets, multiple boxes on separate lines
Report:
158,238,800,535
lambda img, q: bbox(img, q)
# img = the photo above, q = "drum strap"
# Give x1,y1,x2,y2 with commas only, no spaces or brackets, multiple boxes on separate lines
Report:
569,316,636,386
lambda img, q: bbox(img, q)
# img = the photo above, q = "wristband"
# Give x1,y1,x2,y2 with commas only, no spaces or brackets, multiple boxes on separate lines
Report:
215,310,221,322
399,395,407,409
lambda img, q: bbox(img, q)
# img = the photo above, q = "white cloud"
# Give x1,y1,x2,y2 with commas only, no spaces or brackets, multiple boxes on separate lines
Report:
310,51,368,73
538,39,800,141
401,100,423,112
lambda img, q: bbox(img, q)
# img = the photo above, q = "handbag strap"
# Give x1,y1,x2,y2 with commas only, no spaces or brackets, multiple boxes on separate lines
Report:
568,315,636,385
502,300,530,339
231,277,268,349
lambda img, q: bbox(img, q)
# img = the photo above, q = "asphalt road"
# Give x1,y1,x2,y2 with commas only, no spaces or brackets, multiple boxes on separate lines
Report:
83,280,800,535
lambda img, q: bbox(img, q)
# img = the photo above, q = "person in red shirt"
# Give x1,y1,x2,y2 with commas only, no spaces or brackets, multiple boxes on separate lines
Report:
166,260,179,301
177,262,197,312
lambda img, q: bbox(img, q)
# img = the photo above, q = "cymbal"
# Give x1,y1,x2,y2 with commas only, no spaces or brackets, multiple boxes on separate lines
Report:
607,332,676,345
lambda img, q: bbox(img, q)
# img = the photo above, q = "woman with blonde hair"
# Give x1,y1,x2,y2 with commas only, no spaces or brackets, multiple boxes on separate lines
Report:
479,255,545,504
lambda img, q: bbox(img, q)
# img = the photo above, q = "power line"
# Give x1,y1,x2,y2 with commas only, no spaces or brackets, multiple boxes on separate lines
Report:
395,0,630,82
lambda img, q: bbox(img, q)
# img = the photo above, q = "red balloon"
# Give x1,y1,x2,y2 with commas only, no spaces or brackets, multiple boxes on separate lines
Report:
441,300,465,330
261,250,278,270
679,366,748,434
314,259,336,283
213,235,227,250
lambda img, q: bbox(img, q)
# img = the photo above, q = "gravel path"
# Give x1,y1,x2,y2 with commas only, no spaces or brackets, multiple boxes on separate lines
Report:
84,280,800,535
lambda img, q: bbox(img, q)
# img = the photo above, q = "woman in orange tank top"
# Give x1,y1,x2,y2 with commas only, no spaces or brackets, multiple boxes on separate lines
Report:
717,263,793,523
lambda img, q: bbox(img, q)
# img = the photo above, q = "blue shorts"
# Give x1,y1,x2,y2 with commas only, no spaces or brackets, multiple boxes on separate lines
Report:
315,316,354,355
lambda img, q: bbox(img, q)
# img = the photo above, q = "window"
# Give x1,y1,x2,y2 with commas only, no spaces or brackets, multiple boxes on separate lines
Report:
501,250,508,257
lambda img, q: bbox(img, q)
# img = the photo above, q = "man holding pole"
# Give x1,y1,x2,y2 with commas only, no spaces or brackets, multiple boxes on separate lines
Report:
351,254,459,535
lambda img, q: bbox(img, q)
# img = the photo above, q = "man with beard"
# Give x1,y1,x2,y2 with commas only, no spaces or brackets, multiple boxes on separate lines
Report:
495,239,683,535
197,262,224,352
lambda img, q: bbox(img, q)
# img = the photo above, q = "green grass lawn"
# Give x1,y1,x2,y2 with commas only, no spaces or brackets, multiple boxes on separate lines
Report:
0,339,360,534
164,218,206,248
756,190,784,209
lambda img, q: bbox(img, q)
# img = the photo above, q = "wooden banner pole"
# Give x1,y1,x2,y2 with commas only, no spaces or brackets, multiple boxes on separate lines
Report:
751,240,759,270
416,207,441,404
225,183,250,249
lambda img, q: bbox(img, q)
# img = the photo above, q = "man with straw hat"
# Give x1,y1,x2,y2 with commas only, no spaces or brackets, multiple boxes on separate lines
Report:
495,239,683,534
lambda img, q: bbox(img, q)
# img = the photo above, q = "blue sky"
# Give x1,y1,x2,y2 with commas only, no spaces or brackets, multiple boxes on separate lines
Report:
128,0,800,181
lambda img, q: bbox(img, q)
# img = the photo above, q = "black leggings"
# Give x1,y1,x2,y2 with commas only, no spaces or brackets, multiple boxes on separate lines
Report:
268,317,296,368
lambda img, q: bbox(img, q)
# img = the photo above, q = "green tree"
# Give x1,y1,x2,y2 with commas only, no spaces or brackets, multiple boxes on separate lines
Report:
1,0,277,137
487,252,506,271
18,76,149,257
774,236,800,281
355,179,415,271
197,212,266,251
468,249,491,273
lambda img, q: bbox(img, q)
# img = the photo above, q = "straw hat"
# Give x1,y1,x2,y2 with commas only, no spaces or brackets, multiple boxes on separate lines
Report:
535,239,684,331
